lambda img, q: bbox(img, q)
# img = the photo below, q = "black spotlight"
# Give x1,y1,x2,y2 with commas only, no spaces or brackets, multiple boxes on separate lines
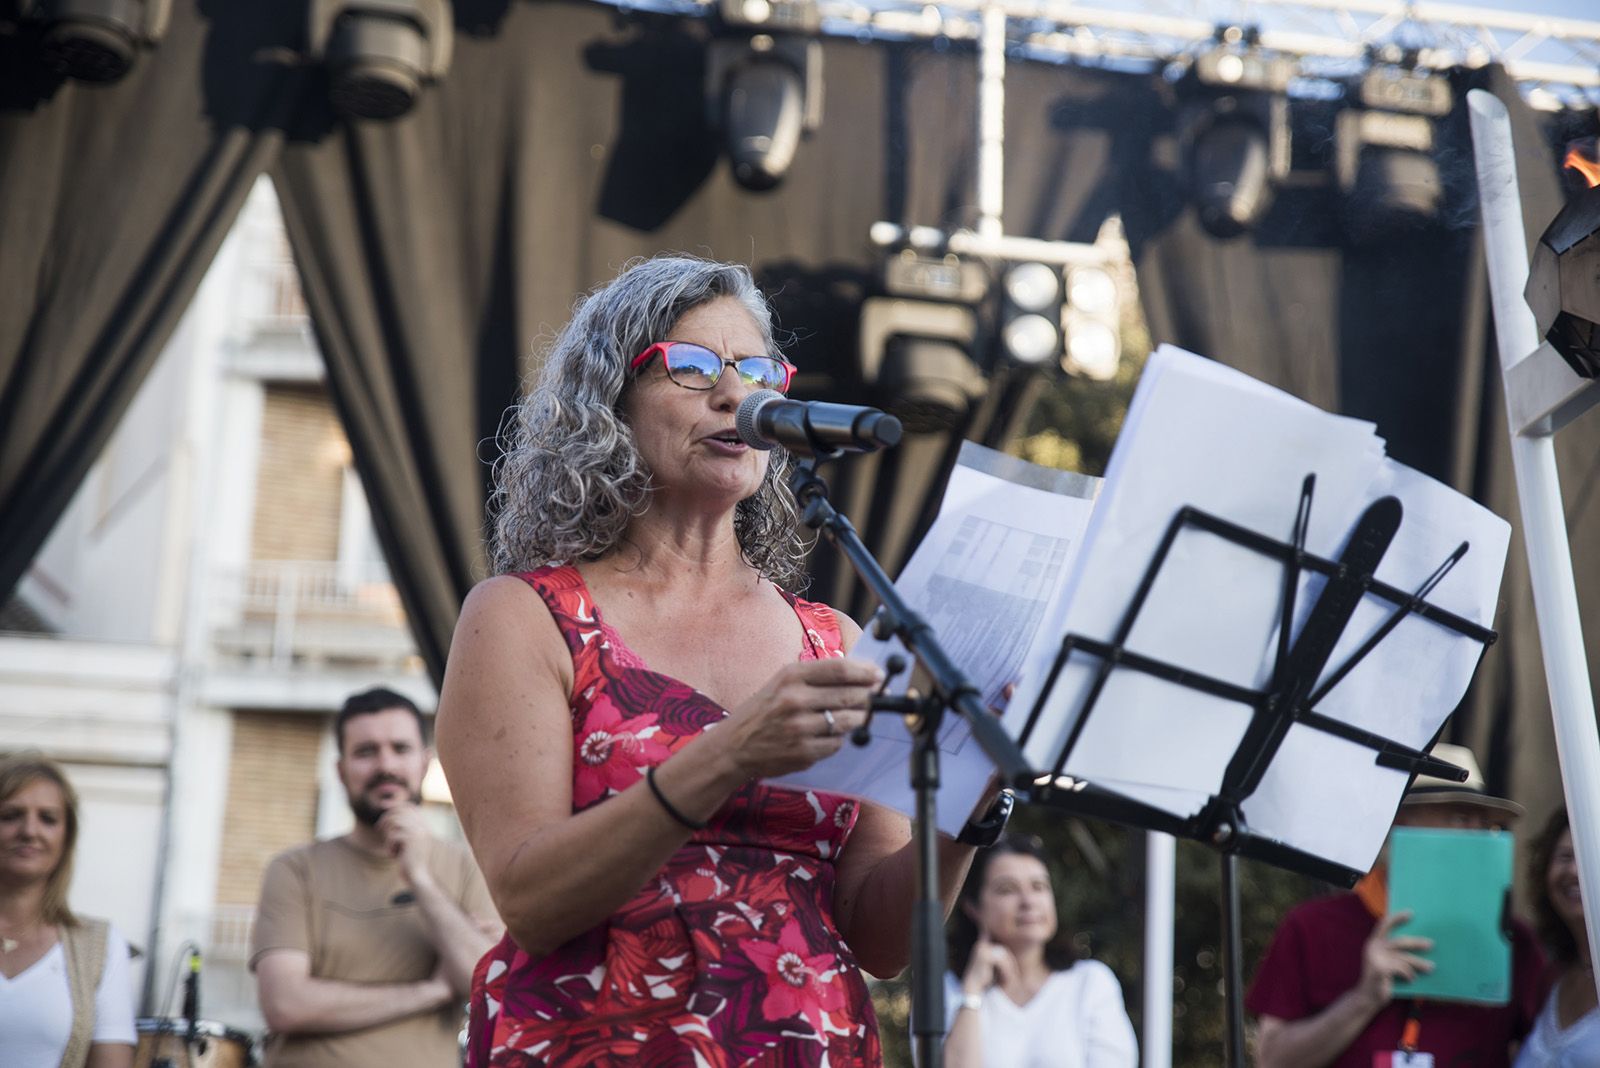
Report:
857,252,990,433
706,0,822,191
1177,35,1294,239
1334,61,1452,243
15,0,172,83
308,0,453,121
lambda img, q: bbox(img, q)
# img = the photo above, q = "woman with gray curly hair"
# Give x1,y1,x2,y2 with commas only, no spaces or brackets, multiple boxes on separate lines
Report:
437,255,983,1066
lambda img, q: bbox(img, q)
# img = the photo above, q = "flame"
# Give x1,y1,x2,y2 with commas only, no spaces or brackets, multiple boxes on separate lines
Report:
1567,145,1600,189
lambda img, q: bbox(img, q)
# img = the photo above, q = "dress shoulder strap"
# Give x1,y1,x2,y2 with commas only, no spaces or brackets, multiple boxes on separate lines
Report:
510,563,606,694
510,564,595,655
59,917,109,1068
787,593,847,659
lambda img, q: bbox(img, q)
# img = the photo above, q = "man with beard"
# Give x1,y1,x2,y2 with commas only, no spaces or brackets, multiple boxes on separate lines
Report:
250,688,499,1067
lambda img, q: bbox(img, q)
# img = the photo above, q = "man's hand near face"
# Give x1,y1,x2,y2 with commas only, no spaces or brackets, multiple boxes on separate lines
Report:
377,803,435,890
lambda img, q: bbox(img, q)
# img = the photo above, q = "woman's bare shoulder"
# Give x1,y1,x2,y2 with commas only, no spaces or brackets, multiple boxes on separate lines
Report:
459,573,554,627
451,574,571,682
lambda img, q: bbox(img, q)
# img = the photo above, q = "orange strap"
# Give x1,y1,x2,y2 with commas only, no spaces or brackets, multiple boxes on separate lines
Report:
1399,1003,1422,1052
1354,869,1388,918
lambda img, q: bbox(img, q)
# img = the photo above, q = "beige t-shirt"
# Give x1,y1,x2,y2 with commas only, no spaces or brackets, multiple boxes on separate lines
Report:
250,835,496,1068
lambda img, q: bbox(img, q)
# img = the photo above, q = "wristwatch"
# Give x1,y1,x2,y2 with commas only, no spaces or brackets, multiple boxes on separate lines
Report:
958,991,984,1013
956,789,1015,847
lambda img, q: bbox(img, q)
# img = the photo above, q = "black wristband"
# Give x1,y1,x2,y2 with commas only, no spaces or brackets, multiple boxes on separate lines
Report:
645,765,707,831
957,789,1015,847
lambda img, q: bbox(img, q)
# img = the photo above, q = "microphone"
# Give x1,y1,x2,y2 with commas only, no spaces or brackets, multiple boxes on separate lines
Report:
735,390,903,456
183,949,203,1050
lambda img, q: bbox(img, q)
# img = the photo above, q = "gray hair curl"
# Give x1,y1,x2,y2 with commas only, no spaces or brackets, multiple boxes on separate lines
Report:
489,255,809,590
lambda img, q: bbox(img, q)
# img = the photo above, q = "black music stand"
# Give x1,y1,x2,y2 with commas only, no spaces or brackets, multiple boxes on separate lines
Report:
1015,473,1497,1068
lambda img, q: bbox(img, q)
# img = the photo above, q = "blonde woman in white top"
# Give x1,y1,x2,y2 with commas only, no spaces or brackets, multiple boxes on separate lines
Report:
945,834,1138,1068
0,753,135,1068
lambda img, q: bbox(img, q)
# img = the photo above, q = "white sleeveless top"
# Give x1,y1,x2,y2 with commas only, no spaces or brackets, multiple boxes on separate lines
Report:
1515,977,1600,1068
941,961,1138,1068
0,925,136,1065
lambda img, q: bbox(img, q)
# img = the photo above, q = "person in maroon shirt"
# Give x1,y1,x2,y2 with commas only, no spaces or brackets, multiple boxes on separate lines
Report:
1247,743,1545,1068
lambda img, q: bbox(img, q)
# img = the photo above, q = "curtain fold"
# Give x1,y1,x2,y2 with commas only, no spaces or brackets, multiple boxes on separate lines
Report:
0,5,305,606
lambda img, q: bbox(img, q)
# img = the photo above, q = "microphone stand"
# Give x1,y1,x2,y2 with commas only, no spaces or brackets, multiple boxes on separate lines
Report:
787,451,1032,1068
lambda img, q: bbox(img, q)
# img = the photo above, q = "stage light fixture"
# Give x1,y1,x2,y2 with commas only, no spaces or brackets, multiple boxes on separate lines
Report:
14,0,172,83
857,250,990,433
1334,62,1452,243
1177,37,1294,239
308,0,453,121
705,0,822,191
1061,265,1122,381
999,262,1064,367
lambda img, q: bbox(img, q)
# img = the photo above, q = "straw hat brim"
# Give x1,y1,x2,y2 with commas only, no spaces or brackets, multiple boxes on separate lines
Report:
1400,788,1525,820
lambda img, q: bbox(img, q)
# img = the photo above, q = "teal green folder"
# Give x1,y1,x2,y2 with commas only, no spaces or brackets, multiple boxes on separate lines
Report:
1388,827,1514,1005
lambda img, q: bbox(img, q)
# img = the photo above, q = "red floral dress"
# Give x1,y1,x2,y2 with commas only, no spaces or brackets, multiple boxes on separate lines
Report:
466,564,882,1067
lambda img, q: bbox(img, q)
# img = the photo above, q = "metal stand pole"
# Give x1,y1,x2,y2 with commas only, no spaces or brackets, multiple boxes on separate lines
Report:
910,720,948,1068
1143,832,1176,1068
1468,89,1600,975
1220,852,1245,1068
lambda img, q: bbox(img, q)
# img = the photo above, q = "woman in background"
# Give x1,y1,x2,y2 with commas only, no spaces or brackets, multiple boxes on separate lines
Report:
0,753,135,1068
1515,808,1600,1065
945,834,1137,1068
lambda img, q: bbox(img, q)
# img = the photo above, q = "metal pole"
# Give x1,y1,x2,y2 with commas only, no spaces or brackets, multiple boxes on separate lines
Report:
910,724,948,1068
1143,832,1176,1068
976,1,1006,240
1467,89,1600,974
1220,852,1244,1068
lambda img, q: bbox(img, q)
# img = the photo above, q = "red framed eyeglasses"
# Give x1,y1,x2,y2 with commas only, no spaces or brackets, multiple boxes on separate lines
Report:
631,341,796,393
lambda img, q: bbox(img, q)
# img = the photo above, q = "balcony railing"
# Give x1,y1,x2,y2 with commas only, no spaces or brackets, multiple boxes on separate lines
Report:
210,561,415,670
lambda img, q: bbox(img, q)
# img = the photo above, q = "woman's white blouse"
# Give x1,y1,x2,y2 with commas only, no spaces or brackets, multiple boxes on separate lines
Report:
1514,979,1600,1068
0,924,137,1065
944,961,1139,1068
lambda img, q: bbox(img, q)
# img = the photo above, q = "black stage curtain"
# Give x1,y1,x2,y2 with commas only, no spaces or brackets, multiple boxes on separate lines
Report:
0,4,301,610
0,0,1128,684
6,2,1588,826
1119,65,1588,827
270,0,1132,667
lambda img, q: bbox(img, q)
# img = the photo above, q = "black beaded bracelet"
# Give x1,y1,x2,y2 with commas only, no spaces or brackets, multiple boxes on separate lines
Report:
645,765,707,831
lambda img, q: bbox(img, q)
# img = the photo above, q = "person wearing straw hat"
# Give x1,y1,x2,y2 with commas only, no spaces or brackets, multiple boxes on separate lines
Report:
1247,742,1546,1068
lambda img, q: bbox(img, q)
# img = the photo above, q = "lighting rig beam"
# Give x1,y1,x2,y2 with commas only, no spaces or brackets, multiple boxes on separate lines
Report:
628,0,1600,103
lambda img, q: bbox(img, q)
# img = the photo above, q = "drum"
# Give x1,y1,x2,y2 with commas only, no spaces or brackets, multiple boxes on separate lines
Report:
133,1017,256,1068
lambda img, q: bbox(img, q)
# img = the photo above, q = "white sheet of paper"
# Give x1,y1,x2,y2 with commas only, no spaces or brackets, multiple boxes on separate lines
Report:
771,442,1099,835
1005,345,1386,798
1006,345,1508,873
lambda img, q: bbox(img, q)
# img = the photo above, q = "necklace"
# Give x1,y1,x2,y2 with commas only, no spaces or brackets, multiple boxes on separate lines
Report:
0,924,40,954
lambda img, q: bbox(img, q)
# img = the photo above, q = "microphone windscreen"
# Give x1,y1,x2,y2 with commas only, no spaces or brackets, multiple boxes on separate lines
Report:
735,389,785,450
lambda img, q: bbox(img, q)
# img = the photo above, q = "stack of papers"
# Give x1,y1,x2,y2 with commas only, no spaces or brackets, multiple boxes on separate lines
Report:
774,443,1099,835
782,345,1509,874
1003,346,1508,872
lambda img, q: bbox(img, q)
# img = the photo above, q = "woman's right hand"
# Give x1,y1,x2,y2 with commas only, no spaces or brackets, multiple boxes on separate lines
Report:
961,927,1020,998
712,658,883,780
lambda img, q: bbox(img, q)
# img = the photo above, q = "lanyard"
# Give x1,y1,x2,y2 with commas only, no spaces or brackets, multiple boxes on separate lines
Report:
1399,1001,1422,1053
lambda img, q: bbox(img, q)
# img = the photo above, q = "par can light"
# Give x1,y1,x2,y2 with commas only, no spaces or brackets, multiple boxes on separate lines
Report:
308,0,453,121
16,0,171,83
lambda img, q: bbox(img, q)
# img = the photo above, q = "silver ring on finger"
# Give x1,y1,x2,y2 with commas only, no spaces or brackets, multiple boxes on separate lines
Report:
823,709,838,735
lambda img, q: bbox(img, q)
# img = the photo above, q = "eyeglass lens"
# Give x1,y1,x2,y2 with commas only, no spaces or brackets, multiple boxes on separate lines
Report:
664,343,789,392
